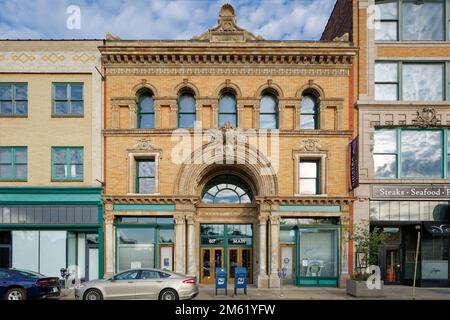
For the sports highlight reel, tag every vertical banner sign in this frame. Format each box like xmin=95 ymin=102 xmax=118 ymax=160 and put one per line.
xmin=349 ymin=136 xmax=359 ymax=191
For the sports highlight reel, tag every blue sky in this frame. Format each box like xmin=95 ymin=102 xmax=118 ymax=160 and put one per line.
xmin=0 ymin=0 xmax=337 ymax=40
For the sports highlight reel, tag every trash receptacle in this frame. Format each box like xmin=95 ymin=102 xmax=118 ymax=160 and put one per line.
xmin=234 ymin=267 xmax=247 ymax=295
xmin=215 ymin=267 xmax=227 ymax=296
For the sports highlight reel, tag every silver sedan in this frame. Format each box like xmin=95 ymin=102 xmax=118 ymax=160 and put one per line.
xmin=74 ymin=269 xmax=198 ymax=300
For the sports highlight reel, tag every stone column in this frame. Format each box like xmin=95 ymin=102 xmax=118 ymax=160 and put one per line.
xmin=195 ymin=105 xmax=202 ymax=129
xmin=170 ymin=104 xmax=178 ymax=128
xmin=174 ymin=213 xmax=186 ymax=274
xmin=103 ymin=207 xmax=115 ymax=278
xmin=129 ymin=102 xmax=137 ymax=129
xmin=269 ymin=213 xmax=281 ymax=288
xmin=319 ymin=103 xmax=327 ymax=130
xmin=237 ymin=103 xmax=244 ymax=128
xmin=336 ymin=104 xmax=344 ymax=130
xmin=186 ymin=213 xmax=197 ymax=276
xmin=257 ymin=213 xmax=269 ymax=288
xmin=212 ymin=103 xmax=218 ymax=128
xmin=154 ymin=103 xmax=161 ymax=129
xmin=340 ymin=204 xmax=350 ymax=287
xmin=111 ymin=104 xmax=119 ymax=129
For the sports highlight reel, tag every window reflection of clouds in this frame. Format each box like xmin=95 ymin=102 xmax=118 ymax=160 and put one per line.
xmin=402 ymin=64 xmax=443 ymax=101
xmin=374 ymin=155 xmax=397 ymax=178
xmin=401 ymin=131 xmax=442 ymax=178
xmin=402 ymin=2 xmax=444 ymax=41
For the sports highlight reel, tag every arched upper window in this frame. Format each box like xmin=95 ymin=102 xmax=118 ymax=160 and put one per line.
xmin=259 ymin=93 xmax=278 ymax=129
xmin=218 ymin=93 xmax=237 ymax=128
xmin=178 ymin=92 xmax=196 ymax=128
xmin=138 ymin=93 xmax=154 ymax=128
xmin=202 ymin=175 xmax=252 ymax=204
xmin=300 ymin=94 xmax=318 ymax=129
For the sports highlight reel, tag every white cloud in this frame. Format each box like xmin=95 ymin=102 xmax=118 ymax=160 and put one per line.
xmin=0 ymin=0 xmax=336 ymax=40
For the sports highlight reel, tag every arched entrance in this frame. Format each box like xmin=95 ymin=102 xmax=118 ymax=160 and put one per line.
xmin=198 ymin=173 xmax=254 ymax=284
xmin=174 ymin=141 xmax=279 ymax=285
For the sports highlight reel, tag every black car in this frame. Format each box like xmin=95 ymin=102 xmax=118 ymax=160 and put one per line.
xmin=0 ymin=268 xmax=61 ymax=300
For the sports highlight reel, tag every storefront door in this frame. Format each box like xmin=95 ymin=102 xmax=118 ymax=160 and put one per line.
xmin=280 ymin=245 xmax=294 ymax=284
xmin=87 ymin=246 xmax=99 ymax=281
xmin=385 ymin=248 xmax=401 ymax=284
xmin=201 ymin=248 xmax=224 ymax=284
xmin=159 ymin=245 xmax=174 ymax=271
xmin=227 ymin=248 xmax=252 ymax=284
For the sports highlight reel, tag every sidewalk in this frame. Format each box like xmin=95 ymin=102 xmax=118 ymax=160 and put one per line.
xmin=193 ymin=285 xmax=450 ymax=300
xmin=55 ymin=285 xmax=450 ymax=300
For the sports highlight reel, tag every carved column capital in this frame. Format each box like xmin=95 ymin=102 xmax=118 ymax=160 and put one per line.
xmin=103 ymin=211 xmax=115 ymax=224
xmin=174 ymin=213 xmax=186 ymax=225
xmin=186 ymin=213 xmax=196 ymax=225
xmin=269 ymin=213 xmax=280 ymax=225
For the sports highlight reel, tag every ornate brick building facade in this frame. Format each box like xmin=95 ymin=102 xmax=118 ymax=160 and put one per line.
xmin=101 ymin=4 xmax=356 ymax=288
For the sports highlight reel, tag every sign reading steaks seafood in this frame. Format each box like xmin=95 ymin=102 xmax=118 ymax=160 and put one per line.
xmin=372 ymin=185 xmax=450 ymax=199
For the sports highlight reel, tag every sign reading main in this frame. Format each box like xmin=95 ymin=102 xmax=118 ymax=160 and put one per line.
xmin=372 ymin=185 xmax=450 ymax=199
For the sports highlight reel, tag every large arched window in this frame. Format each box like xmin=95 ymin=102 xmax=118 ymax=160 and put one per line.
xmin=300 ymin=93 xmax=318 ymax=129
xmin=178 ymin=92 xmax=196 ymax=128
xmin=259 ymin=93 xmax=278 ymax=129
xmin=219 ymin=93 xmax=237 ymax=127
xmin=138 ymin=92 xmax=154 ymax=128
xmin=202 ymin=175 xmax=252 ymax=204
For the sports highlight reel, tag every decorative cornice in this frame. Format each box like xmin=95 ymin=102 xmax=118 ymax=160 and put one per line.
xmin=103 ymin=65 xmax=351 ymax=76
xmin=412 ymin=107 xmax=441 ymax=128
xmin=102 ymin=128 xmax=353 ymax=137
xmin=255 ymin=196 xmax=354 ymax=206
xmin=104 ymin=195 xmax=199 ymax=205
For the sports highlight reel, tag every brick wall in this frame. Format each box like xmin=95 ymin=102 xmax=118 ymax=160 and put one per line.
xmin=321 ymin=0 xmax=353 ymax=41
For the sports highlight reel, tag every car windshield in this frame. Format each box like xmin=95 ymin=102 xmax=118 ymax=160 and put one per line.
xmin=15 ymin=269 xmax=45 ymax=278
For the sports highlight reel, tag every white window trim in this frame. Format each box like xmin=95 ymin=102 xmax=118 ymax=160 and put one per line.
xmin=127 ymin=152 xmax=160 ymax=195
xmin=293 ymin=152 xmax=328 ymax=197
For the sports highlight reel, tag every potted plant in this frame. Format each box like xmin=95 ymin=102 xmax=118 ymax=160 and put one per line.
xmin=346 ymin=220 xmax=389 ymax=297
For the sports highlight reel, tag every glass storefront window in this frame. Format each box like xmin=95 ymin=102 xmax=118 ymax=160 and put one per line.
xmin=280 ymin=229 xmax=295 ymax=243
xmin=370 ymin=201 xmax=450 ymax=221
xmin=159 ymin=229 xmax=174 ymax=244
xmin=12 ymin=230 xmax=68 ymax=278
xmin=298 ymin=228 xmax=338 ymax=278
xmin=421 ymin=237 xmax=449 ymax=280
xmin=117 ymin=228 xmax=155 ymax=271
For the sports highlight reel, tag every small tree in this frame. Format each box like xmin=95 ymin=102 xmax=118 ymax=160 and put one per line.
xmin=347 ymin=220 xmax=390 ymax=280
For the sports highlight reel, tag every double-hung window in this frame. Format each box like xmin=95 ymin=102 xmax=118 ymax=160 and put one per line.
xmin=375 ymin=0 xmax=447 ymax=41
xmin=52 ymin=147 xmax=83 ymax=181
xmin=52 ymin=83 xmax=84 ymax=116
xmin=178 ymin=93 xmax=196 ymax=128
xmin=299 ymin=160 xmax=320 ymax=195
xmin=375 ymin=62 xmax=445 ymax=101
xmin=0 ymin=147 xmax=27 ymax=180
xmin=0 ymin=83 xmax=27 ymax=116
xmin=136 ymin=159 xmax=155 ymax=194
xmin=373 ymin=129 xmax=398 ymax=178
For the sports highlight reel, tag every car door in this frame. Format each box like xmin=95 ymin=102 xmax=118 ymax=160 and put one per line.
xmin=134 ymin=270 xmax=164 ymax=299
xmin=104 ymin=270 xmax=139 ymax=299
xmin=0 ymin=271 xmax=12 ymax=297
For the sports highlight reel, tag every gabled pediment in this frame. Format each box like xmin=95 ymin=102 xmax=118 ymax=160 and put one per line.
xmin=192 ymin=4 xmax=264 ymax=42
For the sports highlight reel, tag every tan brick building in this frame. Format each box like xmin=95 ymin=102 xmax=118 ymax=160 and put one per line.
xmin=0 ymin=40 xmax=104 ymax=282
xmin=101 ymin=4 xmax=356 ymax=288
xmin=324 ymin=0 xmax=450 ymax=286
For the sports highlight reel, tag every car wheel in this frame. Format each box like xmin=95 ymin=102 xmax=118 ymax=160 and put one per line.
xmin=5 ymin=288 xmax=27 ymax=301
xmin=159 ymin=289 xmax=178 ymax=301
xmin=84 ymin=289 xmax=103 ymax=301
